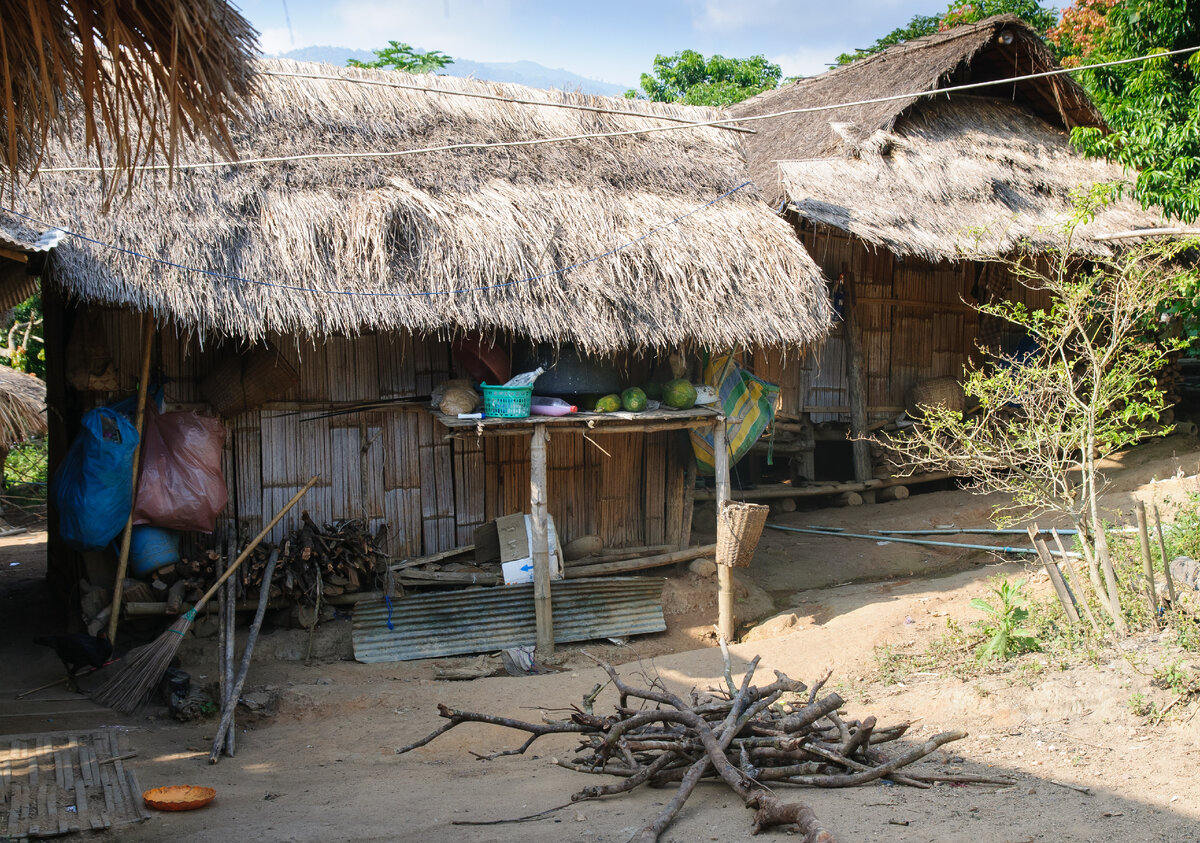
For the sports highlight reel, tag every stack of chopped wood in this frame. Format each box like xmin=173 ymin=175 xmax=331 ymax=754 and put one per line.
xmin=396 ymin=652 xmax=1000 ymax=842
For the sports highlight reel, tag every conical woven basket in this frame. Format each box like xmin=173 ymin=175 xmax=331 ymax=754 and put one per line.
xmin=716 ymin=501 xmax=769 ymax=568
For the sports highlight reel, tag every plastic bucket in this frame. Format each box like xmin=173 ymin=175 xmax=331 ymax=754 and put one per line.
xmin=128 ymin=525 xmax=181 ymax=577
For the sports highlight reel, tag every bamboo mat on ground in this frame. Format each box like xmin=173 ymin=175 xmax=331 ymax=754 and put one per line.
xmin=1 ymin=729 xmax=148 ymax=839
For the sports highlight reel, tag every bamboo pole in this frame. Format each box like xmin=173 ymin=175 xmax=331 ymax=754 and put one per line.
xmin=691 ymin=472 xmax=953 ymax=500
xmin=1134 ymin=502 xmax=1158 ymax=617
xmin=714 ymin=418 xmax=734 ymax=642
xmin=1153 ymin=504 xmax=1176 ymax=605
xmin=564 ymin=544 xmax=716 ymax=578
xmin=1050 ymin=529 xmax=1102 ymax=634
xmin=223 ymin=532 xmax=237 ymax=757
xmin=106 ymin=315 xmax=155 ymax=644
xmin=529 ymin=424 xmax=553 ymax=656
xmin=1028 ymin=525 xmax=1079 ymax=625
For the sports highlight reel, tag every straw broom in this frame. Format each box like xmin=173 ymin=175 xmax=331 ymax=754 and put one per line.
xmin=93 ymin=476 xmax=320 ymax=714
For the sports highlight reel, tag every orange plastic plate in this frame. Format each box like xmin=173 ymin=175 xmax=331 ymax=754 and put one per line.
xmin=142 ymin=785 xmax=216 ymax=812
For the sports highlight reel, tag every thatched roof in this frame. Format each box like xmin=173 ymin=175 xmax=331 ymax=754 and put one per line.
xmin=11 ymin=60 xmax=832 ymax=353
xmin=727 ymin=15 xmax=1169 ymax=259
xmin=730 ymin=16 xmax=1104 ymax=202
xmin=775 ymin=96 xmax=1166 ymax=261
xmin=1 ymin=0 xmax=258 ymax=184
xmin=0 ymin=367 xmax=46 ymax=445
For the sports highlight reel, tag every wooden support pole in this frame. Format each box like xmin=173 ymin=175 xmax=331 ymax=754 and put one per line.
xmin=1134 ymin=501 xmax=1158 ymax=617
xmin=1028 ymin=526 xmax=1079 ymax=625
xmin=841 ymin=271 xmax=873 ymax=491
xmin=530 ymin=424 xmax=554 ymax=656
xmin=877 ymin=485 xmax=909 ymax=502
xmin=714 ymin=418 xmax=734 ymax=642
xmin=1153 ymin=504 xmax=1176 ymax=605
xmin=107 ymin=315 xmax=154 ymax=644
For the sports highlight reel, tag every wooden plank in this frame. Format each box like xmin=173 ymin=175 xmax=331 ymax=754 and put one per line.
xmin=125 ymin=768 xmax=150 ymax=821
xmin=73 ymin=778 xmax=89 ymax=833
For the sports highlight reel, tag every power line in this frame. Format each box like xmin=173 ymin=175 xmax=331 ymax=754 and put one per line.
xmin=0 ymin=181 xmax=754 ymax=298
xmin=258 ymin=69 xmax=755 ymax=134
xmin=34 ymin=44 xmax=1199 ymax=175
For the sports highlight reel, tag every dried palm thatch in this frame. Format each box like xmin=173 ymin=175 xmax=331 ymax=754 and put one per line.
xmin=731 ymin=15 xmax=1106 ymax=205
xmin=0 ymin=0 xmax=258 ymax=187
xmin=15 ymin=61 xmax=832 ymax=353
xmin=0 ymin=366 xmax=46 ymax=445
xmin=729 ymin=15 xmax=1168 ymax=259
xmin=777 ymin=96 xmax=1166 ymax=262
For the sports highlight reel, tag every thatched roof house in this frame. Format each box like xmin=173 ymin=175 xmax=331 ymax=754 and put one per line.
xmin=13 ymin=59 xmax=830 ymax=354
xmin=0 ymin=366 xmax=46 ymax=446
xmin=725 ymin=16 xmax=1169 ymax=489
xmin=10 ymin=63 xmax=833 ymax=604
xmin=730 ymin=15 xmax=1166 ymax=260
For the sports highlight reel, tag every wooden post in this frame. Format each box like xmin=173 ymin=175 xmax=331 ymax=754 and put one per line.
xmin=1153 ymin=504 xmax=1176 ymax=605
xmin=714 ymin=417 xmax=735 ymax=642
xmin=1134 ymin=501 xmax=1158 ymax=617
xmin=107 ymin=315 xmax=154 ymax=644
xmin=530 ymin=424 xmax=554 ymax=656
xmin=841 ymin=270 xmax=873 ymax=494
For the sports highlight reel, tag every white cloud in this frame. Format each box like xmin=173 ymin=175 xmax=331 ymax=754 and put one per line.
xmin=258 ymin=27 xmax=297 ymax=56
xmin=770 ymin=46 xmax=845 ymax=78
xmin=326 ymin=0 xmax=516 ymax=57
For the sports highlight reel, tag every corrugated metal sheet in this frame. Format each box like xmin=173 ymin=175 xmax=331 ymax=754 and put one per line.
xmin=352 ymin=577 xmax=666 ymax=663
xmin=0 ymin=225 xmax=63 ymax=254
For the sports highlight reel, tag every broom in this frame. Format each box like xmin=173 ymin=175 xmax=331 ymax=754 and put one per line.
xmin=93 ymin=476 xmax=320 ymax=714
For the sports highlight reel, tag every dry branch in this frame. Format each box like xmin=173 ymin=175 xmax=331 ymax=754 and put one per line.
xmin=395 ymin=654 xmax=973 ymax=841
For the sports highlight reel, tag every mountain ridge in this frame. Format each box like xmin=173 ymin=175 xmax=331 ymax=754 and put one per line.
xmin=274 ymin=46 xmax=628 ymax=96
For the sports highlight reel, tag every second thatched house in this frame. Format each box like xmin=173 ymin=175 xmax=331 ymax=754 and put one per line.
xmin=3 ymin=60 xmax=832 ymax=596
xmin=729 ymin=15 xmax=1168 ymax=487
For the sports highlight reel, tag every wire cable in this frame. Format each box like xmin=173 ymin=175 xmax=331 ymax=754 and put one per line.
xmin=33 ymin=44 xmax=1200 ymax=175
xmin=0 ymin=181 xmax=753 ymax=298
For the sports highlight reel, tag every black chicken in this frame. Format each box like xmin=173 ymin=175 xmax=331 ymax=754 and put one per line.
xmin=33 ymin=632 xmax=112 ymax=692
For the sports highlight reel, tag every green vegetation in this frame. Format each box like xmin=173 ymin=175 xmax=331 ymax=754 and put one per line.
xmin=347 ymin=41 xmax=452 ymax=73
xmin=1049 ymin=0 xmax=1200 ymax=222
xmin=3 ymin=437 xmax=47 ymax=511
xmin=625 ymin=51 xmax=782 ymax=106
xmin=971 ymin=577 xmax=1041 ymax=661
xmin=2 ymin=292 xmax=44 ymax=378
xmin=837 ymin=0 xmax=1059 ymax=65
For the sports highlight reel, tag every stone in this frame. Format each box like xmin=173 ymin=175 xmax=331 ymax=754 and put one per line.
xmin=689 ymin=557 xmax=718 ymax=577
xmin=743 ymin=612 xmax=802 ymax=643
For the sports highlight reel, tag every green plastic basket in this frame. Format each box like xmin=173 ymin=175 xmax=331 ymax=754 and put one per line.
xmin=480 ymin=383 xmax=532 ymax=418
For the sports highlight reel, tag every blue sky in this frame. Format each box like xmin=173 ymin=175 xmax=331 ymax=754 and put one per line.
xmin=238 ymin=0 xmax=959 ymax=86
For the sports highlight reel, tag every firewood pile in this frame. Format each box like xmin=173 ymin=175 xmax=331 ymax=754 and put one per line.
xmin=396 ymin=651 xmax=1002 ymax=842
xmin=155 ymin=515 xmax=389 ymax=616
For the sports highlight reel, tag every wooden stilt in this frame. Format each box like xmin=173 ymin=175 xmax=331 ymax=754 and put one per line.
xmin=841 ymin=270 xmax=873 ymax=492
xmin=714 ymin=418 xmax=734 ymax=642
xmin=530 ymin=424 xmax=554 ymax=656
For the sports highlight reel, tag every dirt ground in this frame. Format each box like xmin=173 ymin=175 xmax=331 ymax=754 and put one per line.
xmin=3 ymin=433 xmax=1200 ymax=842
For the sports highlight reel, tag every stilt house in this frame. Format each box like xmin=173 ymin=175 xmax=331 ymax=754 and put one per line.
xmin=729 ymin=15 xmax=1167 ymax=486
xmin=2 ymin=61 xmax=833 ymax=592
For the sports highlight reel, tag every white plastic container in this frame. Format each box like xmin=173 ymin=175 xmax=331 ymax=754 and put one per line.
xmin=530 ymin=396 xmax=577 ymax=417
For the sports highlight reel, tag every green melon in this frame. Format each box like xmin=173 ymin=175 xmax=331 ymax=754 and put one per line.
xmin=594 ymin=394 xmax=621 ymax=413
xmin=621 ymin=387 xmax=648 ymax=412
xmin=663 ymin=378 xmax=697 ymax=410
xmin=642 ymin=381 xmax=663 ymax=401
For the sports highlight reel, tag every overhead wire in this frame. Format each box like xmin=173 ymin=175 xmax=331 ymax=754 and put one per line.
xmin=0 ymin=182 xmax=754 ymax=298
xmin=32 ymin=44 xmax=1200 ymax=175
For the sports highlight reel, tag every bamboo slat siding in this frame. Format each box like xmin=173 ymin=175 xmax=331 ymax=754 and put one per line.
xmin=83 ymin=307 xmax=687 ymax=554
xmin=779 ymin=228 xmax=1049 ymax=423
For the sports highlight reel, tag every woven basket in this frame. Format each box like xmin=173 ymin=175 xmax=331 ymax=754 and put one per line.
xmin=716 ymin=501 xmax=769 ymax=568
xmin=200 ymin=345 xmax=299 ymax=417
xmin=904 ymin=377 xmax=965 ymax=419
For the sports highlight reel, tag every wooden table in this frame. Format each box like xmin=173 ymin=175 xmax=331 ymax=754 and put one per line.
xmin=434 ymin=406 xmax=726 ymax=654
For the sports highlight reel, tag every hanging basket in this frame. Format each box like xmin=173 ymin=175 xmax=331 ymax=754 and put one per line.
xmin=200 ymin=344 xmax=299 ymax=417
xmin=716 ymin=501 xmax=769 ymax=568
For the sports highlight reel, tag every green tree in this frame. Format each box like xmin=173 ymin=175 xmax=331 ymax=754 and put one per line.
xmin=347 ymin=41 xmax=452 ymax=74
xmin=1049 ymin=0 xmax=1200 ymax=222
xmin=875 ymin=211 xmax=1196 ymax=636
xmin=626 ymin=51 xmax=782 ymax=106
xmin=837 ymin=0 xmax=1058 ymax=65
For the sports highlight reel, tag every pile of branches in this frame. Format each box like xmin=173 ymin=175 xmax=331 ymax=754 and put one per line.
xmin=397 ymin=652 xmax=1000 ymax=842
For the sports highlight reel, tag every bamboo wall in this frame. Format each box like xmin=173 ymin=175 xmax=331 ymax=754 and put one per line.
xmin=76 ymin=307 xmax=688 ymax=555
xmin=776 ymin=226 xmax=1051 ymax=423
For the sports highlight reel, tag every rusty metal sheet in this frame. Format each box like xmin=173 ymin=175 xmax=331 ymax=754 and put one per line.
xmin=351 ymin=577 xmax=666 ymax=663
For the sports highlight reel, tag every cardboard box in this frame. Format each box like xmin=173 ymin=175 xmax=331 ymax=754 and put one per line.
xmin=474 ymin=513 xmax=562 ymax=585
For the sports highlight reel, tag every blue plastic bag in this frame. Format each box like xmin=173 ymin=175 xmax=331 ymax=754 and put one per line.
xmin=54 ymin=407 xmax=139 ymax=551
